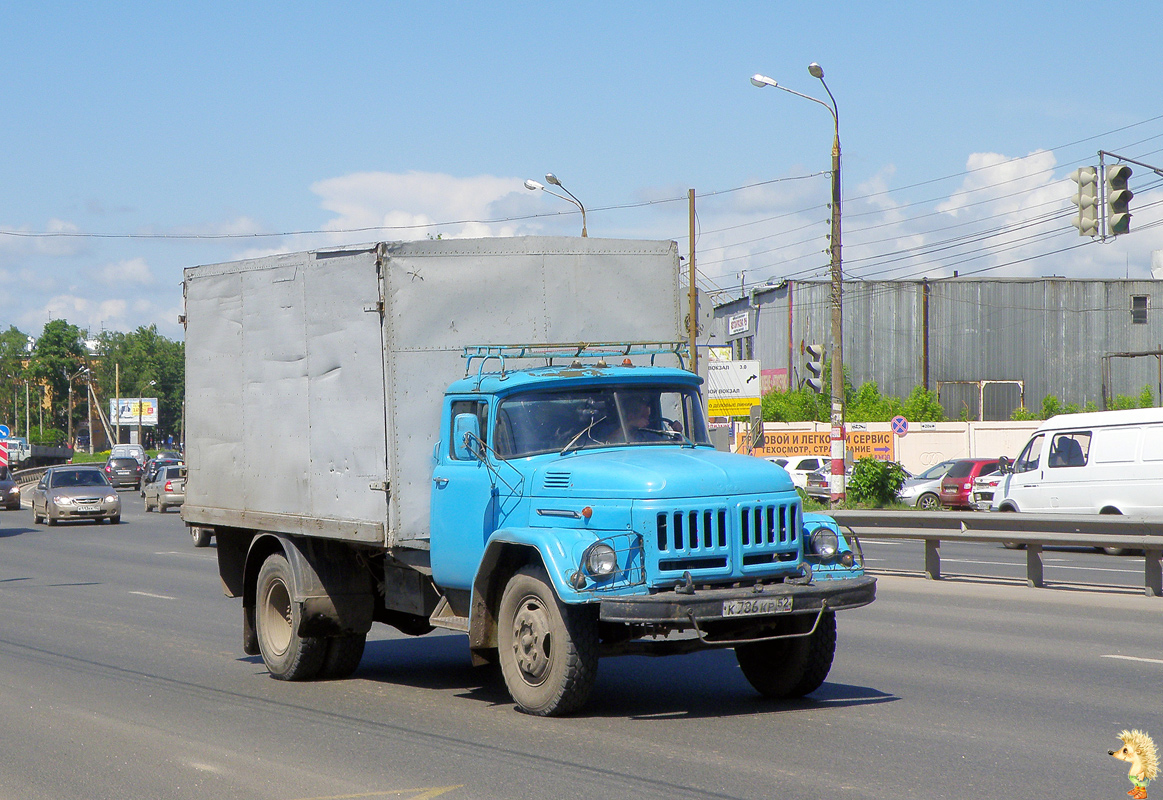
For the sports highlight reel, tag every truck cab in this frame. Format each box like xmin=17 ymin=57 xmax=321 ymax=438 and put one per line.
xmin=425 ymin=346 xmax=875 ymax=714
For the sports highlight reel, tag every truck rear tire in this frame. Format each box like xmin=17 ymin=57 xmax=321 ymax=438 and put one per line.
xmin=497 ymin=565 xmax=598 ymax=716
xmin=735 ymin=609 xmax=836 ymax=699
xmin=191 ymin=527 xmax=212 ymax=547
xmin=318 ymin=634 xmax=366 ymax=680
xmin=255 ymin=553 xmax=326 ymax=681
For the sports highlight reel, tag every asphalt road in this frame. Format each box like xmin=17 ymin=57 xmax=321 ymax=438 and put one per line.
xmin=0 ymin=493 xmax=1160 ymax=800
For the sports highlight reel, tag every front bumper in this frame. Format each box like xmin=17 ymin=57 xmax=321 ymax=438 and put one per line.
xmin=51 ymin=504 xmax=120 ymax=521
xmin=598 ymin=574 xmax=875 ymax=628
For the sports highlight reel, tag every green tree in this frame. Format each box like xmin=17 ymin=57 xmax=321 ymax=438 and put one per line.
xmin=95 ymin=326 xmax=184 ymax=443
xmin=900 ymin=386 xmax=945 ymax=422
xmin=0 ymin=326 xmax=31 ymax=432
xmin=27 ymin=320 xmax=87 ymax=432
xmin=847 ymin=458 xmax=908 ymax=507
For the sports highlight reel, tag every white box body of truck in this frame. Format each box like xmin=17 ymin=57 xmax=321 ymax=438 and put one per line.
xmin=182 ymin=237 xmax=685 ymax=548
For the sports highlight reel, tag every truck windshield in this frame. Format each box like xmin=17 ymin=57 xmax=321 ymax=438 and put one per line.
xmin=493 ymin=385 xmax=712 ymax=459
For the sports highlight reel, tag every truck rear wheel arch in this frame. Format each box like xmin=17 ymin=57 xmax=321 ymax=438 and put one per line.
xmin=243 ymin=534 xmax=376 ymax=651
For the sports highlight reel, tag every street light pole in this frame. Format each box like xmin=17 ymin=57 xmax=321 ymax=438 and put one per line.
xmin=751 ymin=64 xmax=846 ymax=501
xmin=524 ymin=173 xmax=588 ymax=237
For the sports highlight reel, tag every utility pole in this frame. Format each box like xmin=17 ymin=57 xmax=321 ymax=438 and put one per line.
xmin=688 ymin=189 xmax=698 ymax=374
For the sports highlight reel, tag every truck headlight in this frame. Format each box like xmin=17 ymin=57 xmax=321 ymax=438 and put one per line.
xmin=809 ymin=529 xmax=839 ymax=558
xmin=582 ymin=542 xmax=618 ymax=577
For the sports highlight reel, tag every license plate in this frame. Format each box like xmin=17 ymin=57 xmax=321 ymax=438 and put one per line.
xmin=76 ymin=504 xmax=99 ymax=512
xmin=723 ymin=596 xmax=793 ymax=617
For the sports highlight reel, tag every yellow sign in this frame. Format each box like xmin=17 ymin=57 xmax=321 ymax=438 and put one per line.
xmin=709 ymin=398 xmax=760 ymax=417
xmin=847 ymin=431 xmax=895 ymax=461
xmin=737 ymin=428 xmax=895 ymax=461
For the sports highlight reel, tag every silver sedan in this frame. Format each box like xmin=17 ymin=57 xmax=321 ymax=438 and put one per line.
xmin=30 ymin=466 xmax=122 ymax=525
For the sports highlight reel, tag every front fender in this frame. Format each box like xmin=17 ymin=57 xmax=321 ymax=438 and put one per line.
xmin=480 ymin=526 xmax=612 ymax=603
xmin=467 ymin=526 xmax=610 ymax=655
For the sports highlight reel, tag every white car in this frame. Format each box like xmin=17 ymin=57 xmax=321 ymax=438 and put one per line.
xmin=971 ymin=472 xmax=1003 ymax=511
xmin=778 ymin=456 xmax=827 ymax=489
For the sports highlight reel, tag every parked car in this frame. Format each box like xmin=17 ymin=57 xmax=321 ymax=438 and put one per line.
xmin=143 ymin=465 xmax=186 ymax=512
xmin=781 ymin=455 xmax=827 ymax=489
xmin=897 ymin=459 xmax=958 ymax=510
xmin=104 ymin=456 xmax=144 ymax=489
xmin=940 ymin=458 xmax=1000 ymax=509
xmin=804 ymin=469 xmax=830 ymax=502
xmin=29 ymin=465 xmax=121 ymax=525
xmin=0 ymin=465 xmax=22 ymax=510
xmin=971 ymin=472 xmax=1003 ymax=511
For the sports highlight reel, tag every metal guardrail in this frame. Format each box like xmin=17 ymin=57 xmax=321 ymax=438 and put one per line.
xmin=830 ymin=510 xmax=1163 ymax=598
xmin=13 ymin=466 xmax=47 ymax=486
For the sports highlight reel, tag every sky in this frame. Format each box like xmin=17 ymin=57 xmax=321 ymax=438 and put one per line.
xmin=2 ymin=0 xmax=1162 ymax=342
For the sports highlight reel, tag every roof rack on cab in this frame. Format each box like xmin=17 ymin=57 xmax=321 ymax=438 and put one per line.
xmin=462 ymin=341 xmax=689 ymax=381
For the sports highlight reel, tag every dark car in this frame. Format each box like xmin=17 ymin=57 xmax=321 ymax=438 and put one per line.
xmin=29 ymin=466 xmax=121 ymax=525
xmin=104 ymin=456 xmax=143 ymax=489
xmin=940 ymin=458 xmax=1000 ymax=509
xmin=0 ymin=465 xmax=22 ymax=510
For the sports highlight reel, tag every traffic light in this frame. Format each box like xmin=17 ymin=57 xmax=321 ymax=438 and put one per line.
xmin=804 ymin=343 xmax=824 ymax=394
xmin=1105 ymin=164 xmax=1133 ymax=235
xmin=1070 ymin=166 xmax=1100 ymax=237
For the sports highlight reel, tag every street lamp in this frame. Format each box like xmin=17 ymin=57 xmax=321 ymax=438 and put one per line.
xmin=524 ymin=173 xmax=588 ymax=236
xmin=67 ymin=366 xmax=89 ymax=449
xmin=752 ymin=63 xmax=845 ymax=501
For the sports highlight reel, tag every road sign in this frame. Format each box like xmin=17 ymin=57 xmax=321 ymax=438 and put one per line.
xmin=891 ymin=416 xmax=908 ymax=436
xmin=0 ymin=440 xmax=7 ymax=468
xmin=0 ymin=425 xmax=9 ymax=439
xmin=706 ymin=360 xmax=762 ymax=416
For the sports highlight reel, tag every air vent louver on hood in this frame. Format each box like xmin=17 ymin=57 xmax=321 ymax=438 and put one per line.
xmin=543 ymin=471 xmax=572 ymax=489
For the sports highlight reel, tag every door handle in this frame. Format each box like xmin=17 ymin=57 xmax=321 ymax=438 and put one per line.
xmin=433 ymin=476 xmax=449 ymax=488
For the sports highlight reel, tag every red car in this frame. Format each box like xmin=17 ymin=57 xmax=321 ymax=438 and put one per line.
xmin=940 ymin=458 xmax=999 ymax=509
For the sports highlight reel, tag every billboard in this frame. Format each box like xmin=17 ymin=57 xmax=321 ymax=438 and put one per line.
xmin=111 ymin=397 xmax=158 ymax=427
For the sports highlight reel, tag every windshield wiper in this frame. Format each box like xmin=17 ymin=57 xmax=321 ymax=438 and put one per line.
xmin=560 ymin=416 xmax=607 ymax=455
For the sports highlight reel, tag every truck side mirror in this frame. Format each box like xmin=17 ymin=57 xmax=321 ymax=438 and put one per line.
xmin=997 ymin=455 xmax=1011 ymax=474
xmin=453 ymin=413 xmax=483 ymax=461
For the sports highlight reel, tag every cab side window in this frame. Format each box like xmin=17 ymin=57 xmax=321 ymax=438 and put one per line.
xmin=449 ymin=400 xmax=489 ymax=461
xmin=1048 ymin=432 xmax=1091 ymax=468
xmin=1014 ymin=434 xmax=1044 ymax=473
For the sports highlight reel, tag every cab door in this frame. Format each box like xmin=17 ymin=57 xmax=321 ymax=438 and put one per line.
xmin=429 ymin=399 xmax=498 ymax=590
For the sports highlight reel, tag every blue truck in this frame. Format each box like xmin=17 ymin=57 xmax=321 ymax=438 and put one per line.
xmin=182 ymin=237 xmax=874 ymax=716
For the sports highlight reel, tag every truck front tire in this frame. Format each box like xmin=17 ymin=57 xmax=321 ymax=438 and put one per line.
xmin=255 ymin=553 xmax=326 ymax=681
xmin=735 ymin=609 xmax=836 ymax=699
xmin=497 ymin=565 xmax=598 ymax=716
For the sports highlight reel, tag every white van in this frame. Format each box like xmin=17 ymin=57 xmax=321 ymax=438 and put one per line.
xmin=992 ymin=407 xmax=1163 ymax=516
xmin=110 ymin=443 xmax=146 ymax=465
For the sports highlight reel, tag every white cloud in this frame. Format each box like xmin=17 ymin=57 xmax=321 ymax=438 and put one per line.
xmin=311 ymin=171 xmax=530 ymax=241
xmin=99 ymin=257 xmax=155 ymax=286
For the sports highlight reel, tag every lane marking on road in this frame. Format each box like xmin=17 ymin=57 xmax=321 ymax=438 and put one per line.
xmin=1102 ymin=654 xmax=1163 ymax=666
xmin=129 ymin=590 xmax=176 ymax=600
